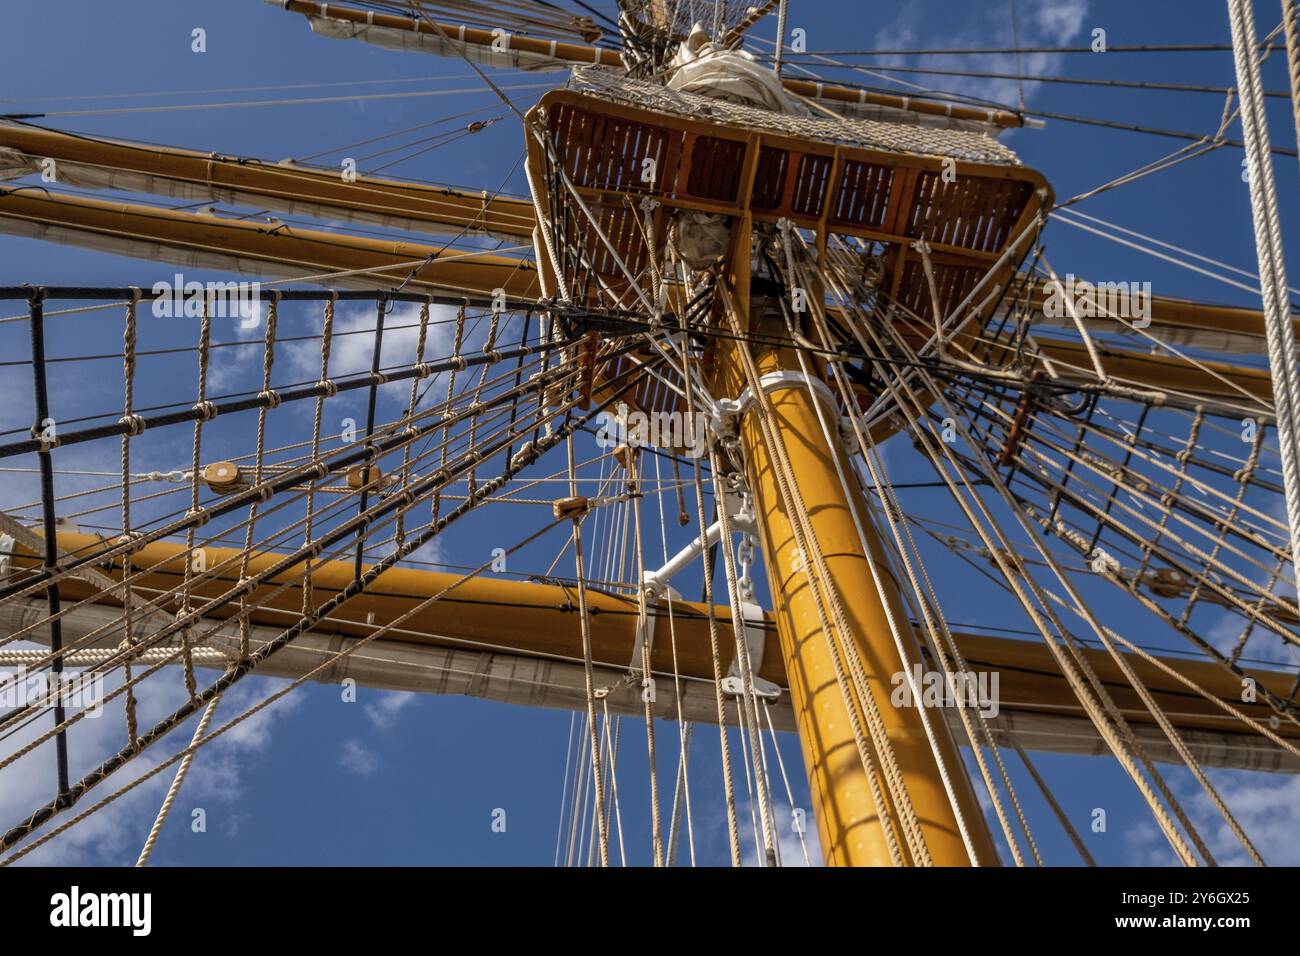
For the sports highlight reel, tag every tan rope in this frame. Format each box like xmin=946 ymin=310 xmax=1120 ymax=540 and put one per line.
xmin=302 ymin=294 xmax=336 ymax=614
xmin=396 ymin=299 xmax=431 ymax=545
xmin=718 ymin=284 xmax=923 ymax=864
xmin=816 ymin=240 xmax=1209 ymax=864
xmin=568 ymin=432 xmax=610 ymax=867
xmin=678 ymin=324 xmax=744 ymax=867
xmin=627 ymin=451 xmax=664 ymax=866
xmin=118 ymin=292 xmax=142 ymax=748
xmin=135 ymin=693 xmax=221 ymax=866
xmin=237 ymin=294 xmax=281 ymax=660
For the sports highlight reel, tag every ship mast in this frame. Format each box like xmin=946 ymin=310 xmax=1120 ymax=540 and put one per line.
xmin=5 ymin=0 xmax=1300 ymax=869
xmin=714 ymin=224 xmax=995 ymax=863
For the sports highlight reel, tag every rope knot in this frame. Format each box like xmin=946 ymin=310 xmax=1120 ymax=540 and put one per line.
xmin=258 ymin=388 xmax=282 ymax=409
xmin=317 ymin=379 xmax=338 ymax=398
xmin=192 ymin=400 xmax=218 ymax=422
xmin=119 ymin=413 xmax=147 ymax=437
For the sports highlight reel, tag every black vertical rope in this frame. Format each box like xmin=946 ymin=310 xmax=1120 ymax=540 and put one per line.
xmin=355 ymin=296 xmax=387 ymax=581
xmin=26 ymin=288 xmax=70 ymax=799
xmin=505 ymin=308 xmax=533 ymax=467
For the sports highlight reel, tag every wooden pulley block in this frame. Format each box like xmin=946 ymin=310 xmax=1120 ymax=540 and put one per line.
xmin=552 ymin=495 xmax=589 ymax=520
xmin=346 ymin=464 xmax=383 ymax=491
xmin=202 ymin=460 xmax=243 ymax=494
xmin=1146 ymin=566 xmax=1188 ymax=598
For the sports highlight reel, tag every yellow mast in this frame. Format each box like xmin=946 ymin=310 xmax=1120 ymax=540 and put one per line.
xmin=726 ymin=359 xmax=996 ymax=864
xmin=710 ymin=225 xmax=995 ymax=865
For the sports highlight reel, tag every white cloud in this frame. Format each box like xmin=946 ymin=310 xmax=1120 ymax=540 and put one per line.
xmin=1124 ymin=769 xmax=1300 ymax=866
xmin=398 ymin=535 xmax=448 ymax=571
xmin=733 ymin=799 xmax=821 ymax=867
xmin=281 ymin=301 xmax=459 ymax=404
xmin=869 ymin=1 xmax=1092 ymax=111
xmin=1029 ymin=0 xmax=1089 ymax=42
xmin=338 ymin=737 xmax=381 ymax=776
xmin=364 ymin=689 xmax=419 ymax=730
xmin=184 ymin=678 xmax=307 ymax=803
xmin=0 ymin=669 xmax=307 ymax=865
xmin=221 ymin=812 xmax=250 ymax=838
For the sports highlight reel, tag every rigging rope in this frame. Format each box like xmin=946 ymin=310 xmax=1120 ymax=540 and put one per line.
xmin=1285 ymin=0 xmax=1300 ymax=168
xmin=1229 ymin=0 xmax=1300 ymax=598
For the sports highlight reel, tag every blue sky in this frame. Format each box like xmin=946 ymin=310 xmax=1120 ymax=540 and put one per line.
xmin=1 ymin=0 xmax=1298 ymax=867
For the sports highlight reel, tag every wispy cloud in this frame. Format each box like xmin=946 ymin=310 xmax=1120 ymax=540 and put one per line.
xmin=0 ymin=670 xmax=306 ymax=865
xmin=365 ymin=690 xmax=420 ymax=730
xmin=1124 ymin=768 xmax=1300 ymax=866
xmin=280 ymin=301 xmax=459 ymax=404
xmin=740 ymin=801 xmax=821 ymax=867
xmin=869 ymin=1 xmax=1092 ymax=111
xmin=338 ymin=737 xmax=382 ymax=776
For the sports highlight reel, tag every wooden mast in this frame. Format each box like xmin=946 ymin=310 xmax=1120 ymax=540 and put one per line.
xmin=708 ymin=219 xmax=996 ymax=865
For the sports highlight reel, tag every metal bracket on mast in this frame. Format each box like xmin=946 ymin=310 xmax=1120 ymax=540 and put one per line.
xmin=726 ymin=512 xmax=781 ymax=701
xmin=641 ymin=509 xmax=756 ymax=596
xmin=632 ymin=603 xmax=657 ymax=669
xmin=639 ymin=472 xmax=778 ymax=701
xmin=721 ymin=597 xmax=781 ymax=702
xmin=713 ymin=371 xmax=839 ymax=439
xmin=734 ymin=370 xmax=838 ymax=414
xmin=717 ymin=369 xmax=863 ymax=454
xmin=718 ymin=478 xmax=782 ymax=703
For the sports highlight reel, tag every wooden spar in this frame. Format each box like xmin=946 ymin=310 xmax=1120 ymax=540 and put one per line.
xmin=0 ymin=181 xmax=1283 ymax=402
xmin=1031 ymin=338 xmax=1276 ymax=404
xmin=1010 ymin=276 xmax=1300 ymax=353
xmin=272 ymin=0 xmax=1026 ymax=129
xmin=0 ymin=123 xmax=536 ymax=242
xmin=0 ymin=187 xmax=539 ymax=298
xmin=779 ymin=76 xmax=1022 ymax=128
xmin=3 ymin=121 xmax=1294 ymax=377
xmin=7 ymin=531 xmax=1299 ymax=753
xmin=6 ymin=118 xmax=1291 ymax=347
xmin=0 ymin=160 xmax=1277 ymax=401
xmin=0 ymin=118 xmax=1289 ymax=372
xmin=273 ymin=0 xmax=622 ymax=69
